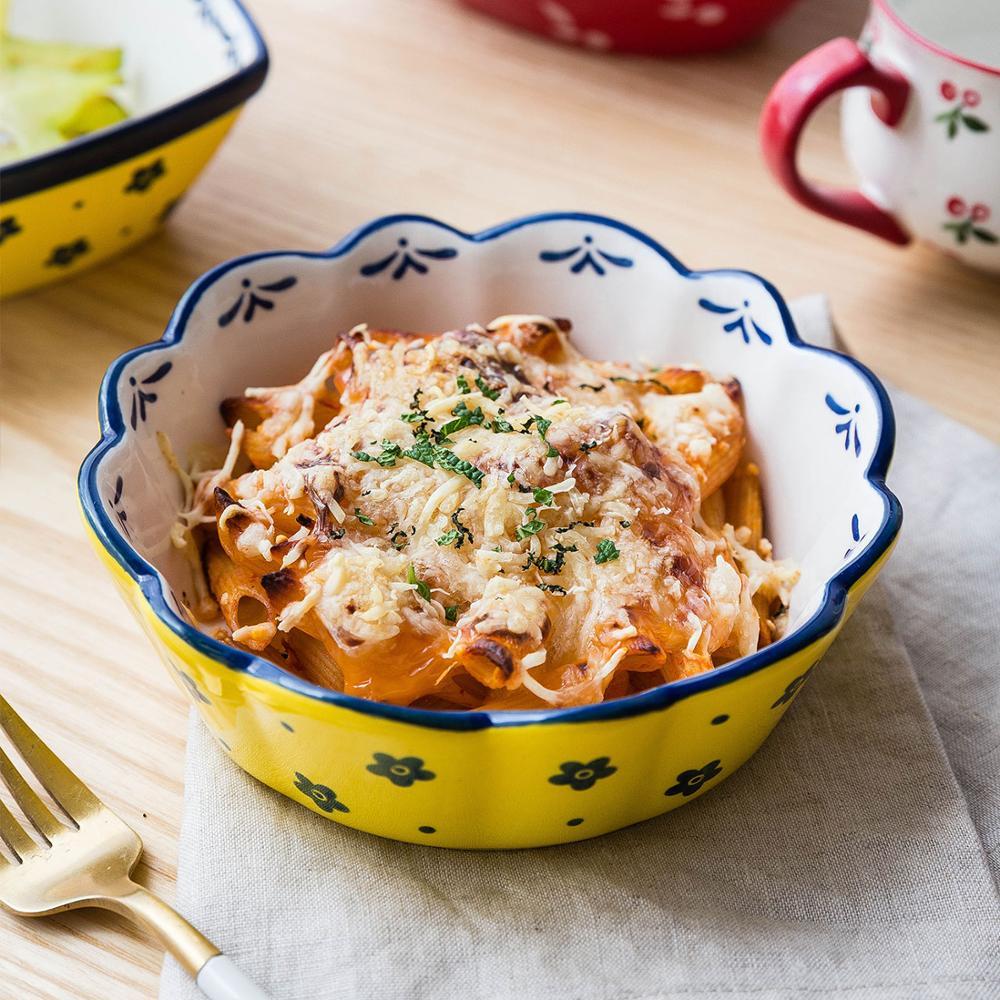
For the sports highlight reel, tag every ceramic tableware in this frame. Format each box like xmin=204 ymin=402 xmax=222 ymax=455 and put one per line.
xmin=79 ymin=213 xmax=901 ymax=849
xmin=761 ymin=0 xmax=1000 ymax=271
xmin=0 ymin=0 xmax=268 ymax=297
xmin=462 ymin=0 xmax=799 ymax=56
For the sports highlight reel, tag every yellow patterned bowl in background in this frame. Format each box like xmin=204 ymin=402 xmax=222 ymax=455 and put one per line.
xmin=78 ymin=214 xmax=902 ymax=849
xmin=0 ymin=0 xmax=267 ymax=298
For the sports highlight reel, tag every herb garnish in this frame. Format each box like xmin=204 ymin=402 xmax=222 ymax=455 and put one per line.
xmin=353 ymin=440 xmax=402 ymax=467
xmin=475 ymin=374 xmax=501 ymax=400
xmin=537 ymin=583 xmax=567 ymax=594
xmin=528 ymin=542 xmax=577 ymax=575
xmin=619 ymin=520 xmax=631 ymax=528
xmin=402 ymin=432 xmax=485 ymax=487
xmin=436 ymin=508 xmax=474 ymax=548
xmin=577 ymin=383 xmax=605 ymax=392
xmin=594 ymin=539 xmax=620 ymax=564
xmin=444 ymin=605 xmax=459 ymax=623
xmin=354 ymin=508 xmax=375 ymax=526
xmin=407 ymin=564 xmax=432 ymax=600
xmin=516 ymin=508 xmax=546 ymax=541
xmin=434 ymin=445 xmax=485 ymax=487
xmin=556 ymin=519 xmax=595 ymax=534
xmin=436 ymin=401 xmax=486 ymax=442
xmin=532 ymin=486 xmax=554 ymax=507
xmin=491 ymin=410 xmax=515 ymax=433
xmin=456 ymin=374 xmax=471 ymax=394
xmin=402 ymin=433 xmax=437 ymax=468
xmin=533 ymin=416 xmax=559 ymax=458
xmin=400 ymin=389 xmax=430 ymax=433
xmin=579 ymin=440 xmax=599 ymax=453
xmin=388 ymin=523 xmax=409 ymax=550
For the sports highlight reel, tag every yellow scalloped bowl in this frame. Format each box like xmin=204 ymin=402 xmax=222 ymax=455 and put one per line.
xmin=0 ymin=0 xmax=267 ymax=298
xmin=79 ymin=213 xmax=902 ymax=848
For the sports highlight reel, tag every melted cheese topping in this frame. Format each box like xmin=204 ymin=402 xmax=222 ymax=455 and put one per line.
xmin=181 ymin=317 xmax=798 ymax=710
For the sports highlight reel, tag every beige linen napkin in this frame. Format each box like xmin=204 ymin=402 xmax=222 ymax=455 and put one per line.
xmin=160 ymin=298 xmax=1000 ymax=1000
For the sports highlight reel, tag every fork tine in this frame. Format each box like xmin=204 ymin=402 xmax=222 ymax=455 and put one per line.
xmin=0 ymin=745 xmax=65 ymax=842
xmin=0 ymin=798 xmax=36 ymax=861
xmin=0 ymin=694 xmax=100 ymax=823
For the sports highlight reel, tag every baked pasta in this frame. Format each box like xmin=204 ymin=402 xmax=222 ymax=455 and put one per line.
xmin=166 ymin=316 xmax=798 ymax=710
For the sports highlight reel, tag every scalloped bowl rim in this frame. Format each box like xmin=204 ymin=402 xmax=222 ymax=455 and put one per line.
xmin=78 ymin=212 xmax=903 ymax=731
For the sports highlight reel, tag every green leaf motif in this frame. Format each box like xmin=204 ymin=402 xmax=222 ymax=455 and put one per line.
xmin=947 ymin=118 xmax=958 ymax=139
xmin=961 ymin=114 xmax=989 ymax=132
xmin=973 ymin=227 xmax=999 ymax=244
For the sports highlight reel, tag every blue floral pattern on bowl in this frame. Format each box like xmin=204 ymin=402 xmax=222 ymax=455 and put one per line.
xmin=698 ymin=297 xmax=773 ymax=345
xmin=539 ymin=234 xmax=633 ymax=275
xmin=360 ymin=238 xmax=458 ymax=280
xmin=218 ymin=275 xmax=297 ymax=327
xmin=825 ymin=393 xmax=862 ymax=457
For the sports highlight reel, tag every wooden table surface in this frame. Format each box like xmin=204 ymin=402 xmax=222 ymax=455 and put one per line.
xmin=2 ymin=0 xmax=998 ymax=995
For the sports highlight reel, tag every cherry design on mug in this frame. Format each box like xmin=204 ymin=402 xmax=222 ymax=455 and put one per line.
xmin=539 ymin=2 xmax=612 ymax=50
xmin=935 ymin=82 xmax=989 ymax=139
xmin=659 ymin=1 xmax=728 ymax=26
xmin=942 ymin=197 xmax=997 ymax=246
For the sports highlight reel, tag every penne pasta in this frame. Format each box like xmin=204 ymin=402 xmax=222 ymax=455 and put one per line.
xmin=173 ymin=315 xmax=798 ymax=711
xmin=205 ymin=540 xmax=276 ymax=651
xmin=724 ymin=461 xmax=764 ymax=550
xmin=701 ymin=488 xmax=726 ymax=532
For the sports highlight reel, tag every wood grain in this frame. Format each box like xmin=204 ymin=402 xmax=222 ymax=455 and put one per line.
xmin=1 ymin=0 xmax=997 ymax=995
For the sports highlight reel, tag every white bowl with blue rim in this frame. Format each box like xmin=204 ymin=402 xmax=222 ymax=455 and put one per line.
xmin=77 ymin=213 xmax=902 ymax=849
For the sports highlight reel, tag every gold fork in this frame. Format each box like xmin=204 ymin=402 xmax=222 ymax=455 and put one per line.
xmin=0 ymin=693 xmax=269 ymax=999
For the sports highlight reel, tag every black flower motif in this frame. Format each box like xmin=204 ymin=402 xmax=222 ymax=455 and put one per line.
xmin=771 ymin=671 xmax=811 ymax=709
xmin=108 ymin=474 xmax=131 ymax=538
xmin=127 ymin=360 xmax=173 ymax=429
xmin=0 ymin=215 xmax=22 ymax=244
xmin=218 ymin=275 xmax=297 ymax=326
xmin=293 ymin=772 xmax=350 ymax=813
xmin=548 ymin=756 xmax=617 ymax=791
xmin=665 ymin=759 xmax=722 ymax=797
xmin=124 ymin=158 xmax=166 ymax=193
xmin=367 ymin=752 xmax=435 ymax=788
xmin=44 ymin=237 xmax=90 ymax=268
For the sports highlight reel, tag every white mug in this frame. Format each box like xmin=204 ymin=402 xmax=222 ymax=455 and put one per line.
xmin=761 ymin=0 xmax=1000 ymax=272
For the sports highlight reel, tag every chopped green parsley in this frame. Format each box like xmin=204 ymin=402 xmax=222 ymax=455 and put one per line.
xmin=594 ymin=538 xmax=620 ymax=564
xmin=353 ymin=440 xmax=402 ymax=467
xmin=532 ymin=486 xmax=554 ymax=507
xmin=516 ymin=508 xmax=546 ymax=541
xmin=354 ymin=508 xmax=375 ymax=526
xmin=407 ymin=564 xmax=431 ymax=601
xmin=475 ymin=374 xmax=501 ymax=400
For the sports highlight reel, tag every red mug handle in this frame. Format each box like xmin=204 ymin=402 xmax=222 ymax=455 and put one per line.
xmin=760 ymin=37 xmax=911 ymax=245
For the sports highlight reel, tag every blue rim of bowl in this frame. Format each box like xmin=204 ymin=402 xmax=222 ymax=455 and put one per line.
xmin=78 ymin=211 xmax=903 ymax=732
xmin=0 ymin=0 xmax=269 ymax=202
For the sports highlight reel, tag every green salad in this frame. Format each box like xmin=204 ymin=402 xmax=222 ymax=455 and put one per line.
xmin=0 ymin=0 xmax=128 ymax=165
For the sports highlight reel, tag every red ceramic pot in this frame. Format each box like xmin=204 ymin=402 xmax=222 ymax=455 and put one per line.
xmin=460 ymin=0 xmax=800 ymax=55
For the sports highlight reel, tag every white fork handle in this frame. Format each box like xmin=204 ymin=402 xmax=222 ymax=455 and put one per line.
xmin=196 ymin=954 xmax=272 ymax=1000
